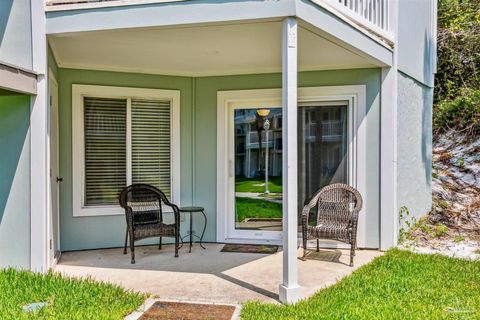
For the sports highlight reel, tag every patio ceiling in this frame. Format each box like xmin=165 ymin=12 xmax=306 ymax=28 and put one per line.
xmin=48 ymin=21 xmax=376 ymax=77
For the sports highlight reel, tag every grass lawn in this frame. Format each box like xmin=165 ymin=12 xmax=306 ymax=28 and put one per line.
xmin=235 ymin=176 xmax=283 ymax=193
xmin=235 ymin=197 xmax=282 ymax=222
xmin=0 ymin=268 xmax=145 ymax=319
xmin=242 ymin=249 xmax=480 ymax=319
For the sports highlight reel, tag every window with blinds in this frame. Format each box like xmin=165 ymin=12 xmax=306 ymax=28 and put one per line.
xmin=82 ymin=96 xmax=172 ymax=207
xmin=131 ymin=99 xmax=171 ymax=198
xmin=84 ymin=97 xmax=127 ymax=206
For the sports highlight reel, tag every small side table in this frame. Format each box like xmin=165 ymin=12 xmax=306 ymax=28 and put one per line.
xmin=179 ymin=206 xmax=207 ymax=253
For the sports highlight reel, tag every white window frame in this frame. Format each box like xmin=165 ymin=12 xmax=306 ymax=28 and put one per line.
xmin=216 ymin=86 xmax=367 ymax=246
xmin=72 ymin=84 xmax=180 ymax=217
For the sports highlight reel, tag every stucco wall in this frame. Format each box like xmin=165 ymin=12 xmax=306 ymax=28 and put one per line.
xmin=396 ymin=71 xmax=433 ymax=226
xmin=57 ymin=67 xmax=382 ymax=251
xmin=397 ymin=0 xmax=436 ymax=87
xmin=0 ymin=0 xmax=32 ymax=69
xmin=0 ymin=95 xmax=31 ymax=268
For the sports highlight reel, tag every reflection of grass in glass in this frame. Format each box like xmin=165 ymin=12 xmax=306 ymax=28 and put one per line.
xmin=235 ymin=197 xmax=282 ymax=222
xmin=235 ymin=176 xmax=283 ymax=193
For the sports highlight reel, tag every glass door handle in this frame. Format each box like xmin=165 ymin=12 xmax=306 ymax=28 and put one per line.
xmin=228 ymin=160 xmax=234 ymax=177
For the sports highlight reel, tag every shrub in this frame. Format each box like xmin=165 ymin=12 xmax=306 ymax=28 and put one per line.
xmin=435 ymin=0 xmax=480 ymax=103
xmin=433 ymin=88 xmax=480 ymax=136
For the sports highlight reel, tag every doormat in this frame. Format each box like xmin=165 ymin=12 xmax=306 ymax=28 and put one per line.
xmin=139 ymin=301 xmax=236 ymax=320
xmin=301 ymin=249 xmax=342 ymax=262
xmin=221 ymin=243 xmax=278 ymax=254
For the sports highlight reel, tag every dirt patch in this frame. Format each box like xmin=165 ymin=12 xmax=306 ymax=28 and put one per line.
xmin=402 ymin=131 xmax=480 ymax=259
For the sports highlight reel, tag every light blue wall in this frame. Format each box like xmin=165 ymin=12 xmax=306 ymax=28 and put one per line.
xmin=396 ymin=72 xmax=433 ymax=224
xmin=57 ymin=68 xmax=193 ymax=251
xmin=195 ymin=69 xmax=381 ymax=248
xmin=0 ymin=95 xmax=31 ymax=268
xmin=57 ymin=67 xmax=382 ymax=251
xmin=397 ymin=0 xmax=436 ymax=87
xmin=0 ymin=0 xmax=32 ymax=69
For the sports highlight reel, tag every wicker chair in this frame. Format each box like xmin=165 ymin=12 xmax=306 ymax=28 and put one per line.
xmin=119 ymin=184 xmax=180 ymax=264
xmin=301 ymin=183 xmax=363 ymax=267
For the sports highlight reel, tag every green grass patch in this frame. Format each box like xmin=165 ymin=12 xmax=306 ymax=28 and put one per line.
xmin=235 ymin=176 xmax=283 ymax=193
xmin=242 ymin=249 xmax=480 ymax=319
xmin=0 ymin=268 xmax=145 ymax=319
xmin=235 ymin=197 xmax=282 ymax=222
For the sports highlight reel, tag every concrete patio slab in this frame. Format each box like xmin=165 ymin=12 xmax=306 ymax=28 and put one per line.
xmin=55 ymin=243 xmax=382 ymax=304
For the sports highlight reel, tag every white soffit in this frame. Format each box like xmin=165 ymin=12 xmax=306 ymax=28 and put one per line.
xmin=48 ymin=22 xmax=375 ymax=76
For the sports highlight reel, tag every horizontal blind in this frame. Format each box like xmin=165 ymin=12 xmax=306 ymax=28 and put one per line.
xmin=84 ymin=97 xmax=127 ymax=206
xmin=131 ymin=99 xmax=171 ymax=198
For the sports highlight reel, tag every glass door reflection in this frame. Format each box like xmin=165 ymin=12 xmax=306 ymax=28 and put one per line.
xmin=234 ymin=108 xmax=283 ymax=231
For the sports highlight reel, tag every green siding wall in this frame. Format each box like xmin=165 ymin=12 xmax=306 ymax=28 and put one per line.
xmin=0 ymin=95 xmax=31 ymax=268
xmin=58 ymin=68 xmax=381 ymax=251
xmin=57 ymin=68 xmax=193 ymax=250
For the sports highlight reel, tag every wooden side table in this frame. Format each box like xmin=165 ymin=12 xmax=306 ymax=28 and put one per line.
xmin=179 ymin=206 xmax=207 ymax=252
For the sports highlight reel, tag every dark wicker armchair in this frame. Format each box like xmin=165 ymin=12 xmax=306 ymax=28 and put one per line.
xmin=301 ymin=183 xmax=363 ymax=267
xmin=119 ymin=184 xmax=180 ymax=264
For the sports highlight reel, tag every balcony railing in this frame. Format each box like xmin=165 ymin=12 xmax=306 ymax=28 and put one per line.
xmin=314 ymin=0 xmax=394 ymax=44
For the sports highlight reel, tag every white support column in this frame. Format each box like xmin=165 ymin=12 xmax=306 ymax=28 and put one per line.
xmin=279 ymin=17 xmax=301 ymax=304
xmin=30 ymin=0 xmax=49 ymax=272
xmin=380 ymin=0 xmax=398 ymax=250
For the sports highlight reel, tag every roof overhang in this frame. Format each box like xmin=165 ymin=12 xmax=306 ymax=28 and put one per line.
xmin=0 ymin=61 xmax=38 ymax=95
xmin=46 ymin=0 xmax=393 ymax=70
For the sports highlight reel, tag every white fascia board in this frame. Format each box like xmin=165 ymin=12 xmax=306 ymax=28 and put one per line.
xmin=46 ymin=0 xmax=295 ymax=35
xmin=46 ymin=0 xmax=187 ymax=12
xmin=0 ymin=63 xmax=37 ymax=95
xmin=297 ymin=0 xmax=393 ymax=67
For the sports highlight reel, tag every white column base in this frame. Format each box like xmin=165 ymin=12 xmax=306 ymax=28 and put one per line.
xmin=279 ymin=284 xmax=302 ymax=304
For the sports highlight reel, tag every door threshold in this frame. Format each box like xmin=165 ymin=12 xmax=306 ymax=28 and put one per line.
xmin=223 ymin=238 xmax=283 ymax=246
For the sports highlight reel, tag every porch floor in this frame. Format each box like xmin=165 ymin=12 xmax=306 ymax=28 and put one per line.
xmin=55 ymin=244 xmax=382 ymax=304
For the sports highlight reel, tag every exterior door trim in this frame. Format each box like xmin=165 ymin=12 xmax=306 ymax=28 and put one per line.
xmin=216 ymin=85 xmax=367 ymax=246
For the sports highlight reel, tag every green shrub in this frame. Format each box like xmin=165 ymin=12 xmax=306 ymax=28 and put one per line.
xmin=434 ymin=224 xmax=450 ymax=238
xmin=435 ymin=0 xmax=480 ymax=103
xmin=433 ymin=89 xmax=480 ymax=135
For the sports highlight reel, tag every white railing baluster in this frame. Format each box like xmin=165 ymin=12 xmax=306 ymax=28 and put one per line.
xmin=320 ymin=0 xmax=393 ymax=42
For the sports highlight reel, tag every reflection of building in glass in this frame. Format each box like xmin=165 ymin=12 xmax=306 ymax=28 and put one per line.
xmin=235 ymin=109 xmax=283 ymax=178
xmin=234 ymin=105 xmax=348 ymax=198
xmin=299 ymin=105 xmax=348 ymax=205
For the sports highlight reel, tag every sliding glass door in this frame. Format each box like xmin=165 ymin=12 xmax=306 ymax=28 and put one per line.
xmin=228 ymin=101 xmax=350 ymax=241
xmin=233 ymin=107 xmax=283 ymax=232
xmin=298 ymin=102 xmax=349 ymax=209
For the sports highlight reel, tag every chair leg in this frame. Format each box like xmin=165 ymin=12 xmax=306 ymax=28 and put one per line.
xmin=174 ymin=234 xmax=179 ymax=258
xmin=129 ymin=231 xmax=135 ymax=264
xmin=316 ymin=239 xmax=320 ymax=252
xmin=350 ymin=243 xmax=355 ymax=267
xmin=302 ymin=224 xmax=307 ymax=259
xmin=159 ymin=237 xmax=162 ymax=250
xmin=123 ymin=228 xmax=128 ymax=255
xmin=302 ymin=237 xmax=307 ymax=259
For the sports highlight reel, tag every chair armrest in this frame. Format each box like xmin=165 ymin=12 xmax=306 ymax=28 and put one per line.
xmin=301 ymin=188 xmax=323 ymax=219
xmin=347 ymin=209 xmax=361 ymax=229
xmin=163 ymin=202 xmax=181 ymax=225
